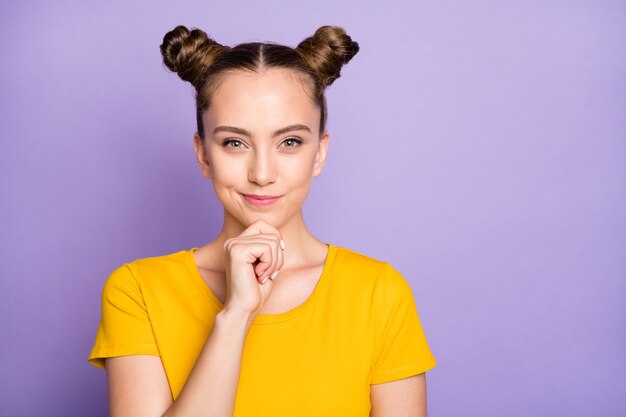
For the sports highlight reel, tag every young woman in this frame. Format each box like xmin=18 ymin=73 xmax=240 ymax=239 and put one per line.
xmin=88 ymin=24 xmax=437 ymax=417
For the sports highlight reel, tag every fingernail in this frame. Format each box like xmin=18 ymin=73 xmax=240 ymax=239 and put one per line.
xmin=261 ymin=274 xmax=269 ymax=284
xmin=280 ymin=239 xmax=286 ymax=250
xmin=270 ymin=271 xmax=279 ymax=280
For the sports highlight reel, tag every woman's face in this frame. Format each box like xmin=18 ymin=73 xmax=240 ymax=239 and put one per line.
xmin=194 ymin=68 xmax=329 ymax=227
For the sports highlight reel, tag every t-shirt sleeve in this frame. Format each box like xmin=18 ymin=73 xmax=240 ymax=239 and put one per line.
xmin=87 ymin=261 xmax=159 ymax=369
xmin=370 ymin=262 xmax=437 ymax=384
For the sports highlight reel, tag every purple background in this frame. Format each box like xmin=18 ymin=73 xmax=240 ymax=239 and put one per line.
xmin=1 ymin=1 xmax=624 ymax=416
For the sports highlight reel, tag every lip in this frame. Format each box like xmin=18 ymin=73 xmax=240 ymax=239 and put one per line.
xmin=241 ymin=193 xmax=282 ymax=208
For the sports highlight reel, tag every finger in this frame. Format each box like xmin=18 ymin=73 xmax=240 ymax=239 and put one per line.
xmin=249 ymin=232 xmax=284 ymax=281
xmin=228 ymin=240 xmax=275 ymax=280
xmin=233 ymin=219 xmax=285 ymax=280
xmin=271 ymin=238 xmax=285 ymax=281
xmin=233 ymin=235 xmax=278 ymax=278
xmin=256 ymin=235 xmax=280 ymax=280
xmin=232 ymin=236 xmax=279 ymax=281
xmin=235 ymin=234 xmax=281 ymax=279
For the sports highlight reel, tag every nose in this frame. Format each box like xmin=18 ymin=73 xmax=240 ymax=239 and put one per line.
xmin=248 ymin=147 xmax=277 ymax=186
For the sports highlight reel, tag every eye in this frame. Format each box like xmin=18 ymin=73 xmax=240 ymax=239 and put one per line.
xmin=222 ymin=139 xmax=246 ymax=149
xmin=282 ymin=137 xmax=303 ymax=148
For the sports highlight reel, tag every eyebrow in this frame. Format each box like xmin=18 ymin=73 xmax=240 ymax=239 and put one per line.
xmin=212 ymin=124 xmax=312 ymax=138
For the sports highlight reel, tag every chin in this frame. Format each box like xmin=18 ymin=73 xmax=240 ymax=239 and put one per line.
xmin=232 ymin=210 xmax=282 ymax=227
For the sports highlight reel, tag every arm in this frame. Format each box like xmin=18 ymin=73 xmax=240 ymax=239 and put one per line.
xmin=103 ymin=220 xmax=285 ymax=417
xmin=370 ymin=373 xmax=427 ymax=417
xmin=104 ymin=220 xmax=283 ymax=416
xmin=106 ymin=308 xmax=254 ymax=417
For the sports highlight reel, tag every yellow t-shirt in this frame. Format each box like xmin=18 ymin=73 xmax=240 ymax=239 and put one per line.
xmin=88 ymin=243 xmax=437 ymax=416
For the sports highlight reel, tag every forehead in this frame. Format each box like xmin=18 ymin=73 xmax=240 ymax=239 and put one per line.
xmin=205 ymin=68 xmax=319 ymax=130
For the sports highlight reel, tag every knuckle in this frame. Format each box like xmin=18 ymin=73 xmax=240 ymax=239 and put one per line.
xmin=225 ymin=239 xmax=237 ymax=252
xmin=230 ymin=243 xmax=244 ymax=255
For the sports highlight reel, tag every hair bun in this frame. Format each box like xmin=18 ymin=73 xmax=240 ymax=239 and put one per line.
xmin=160 ymin=25 xmax=227 ymax=90
xmin=296 ymin=25 xmax=360 ymax=89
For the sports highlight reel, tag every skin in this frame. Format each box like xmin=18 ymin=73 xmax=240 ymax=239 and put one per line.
xmin=106 ymin=67 xmax=427 ymax=416
xmin=192 ymin=67 xmax=332 ymax=310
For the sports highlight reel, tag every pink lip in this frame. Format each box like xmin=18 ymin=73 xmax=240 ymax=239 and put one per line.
xmin=242 ymin=194 xmax=282 ymax=208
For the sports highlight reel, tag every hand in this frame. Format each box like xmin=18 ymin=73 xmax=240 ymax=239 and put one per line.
xmin=221 ymin=219 xmax=286 ymax=318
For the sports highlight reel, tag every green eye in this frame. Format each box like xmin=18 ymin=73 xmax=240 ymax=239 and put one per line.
xmin=283 ymin=137 xmax=303 ymax=148
xmin=223 ymin=139 xmax=243 ymax=148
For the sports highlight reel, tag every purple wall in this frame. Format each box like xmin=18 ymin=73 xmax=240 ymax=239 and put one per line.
xmin=1 ymin=1 xmax=624 ymax=416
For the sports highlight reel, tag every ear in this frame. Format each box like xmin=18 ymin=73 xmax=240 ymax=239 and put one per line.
xmin=312 ymin=130 xmax=329 ymax=177
xmin=193 ymin=132 xmax=213 ymax=180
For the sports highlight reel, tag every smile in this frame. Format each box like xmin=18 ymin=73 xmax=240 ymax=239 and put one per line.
xmin=241 ymin=194 xmax=283 ymax=208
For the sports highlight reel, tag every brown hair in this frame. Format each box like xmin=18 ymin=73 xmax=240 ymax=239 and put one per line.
xmin=160 ymin=25 xmax=360 ymax=140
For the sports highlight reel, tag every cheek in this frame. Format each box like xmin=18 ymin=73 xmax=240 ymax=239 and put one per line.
xmin=208 ymin=152 xmax=244 ymax=184
xmin=290 ymin=168 xmax=314 ymax=186
xmin=283 ymin=148 xmax=318 ymax=179
xmin=282 ymin=156 xmax=316 ymax=199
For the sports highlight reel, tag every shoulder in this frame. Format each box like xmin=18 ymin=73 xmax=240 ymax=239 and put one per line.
xmin=332 ymin=245 xmax=405 ymax=288
xmin=333 ymin=245 xmax=412 ymax=296
xmin=103 ymin=248 xmax=192 ymax=290
xmin=334 ymin=245 xmax=386 ymax=265
xmin=333 ymin=245 xmax=386 ymax=276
